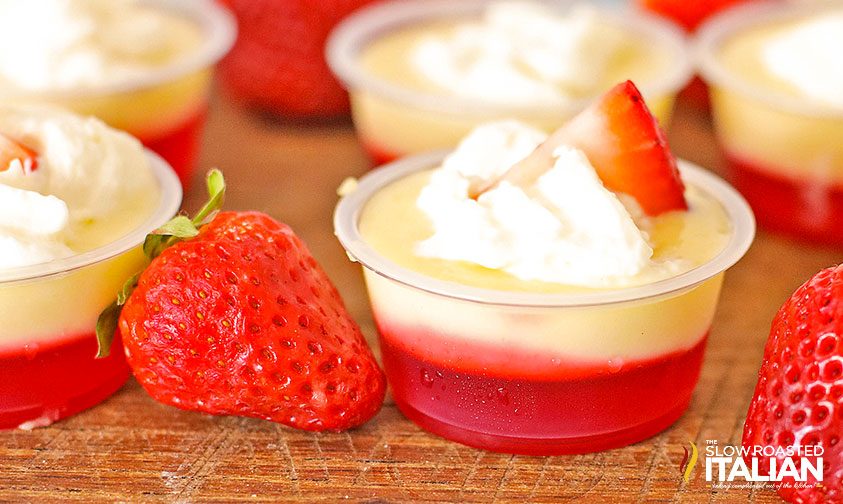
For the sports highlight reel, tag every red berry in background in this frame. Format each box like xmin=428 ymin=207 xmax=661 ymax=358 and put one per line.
xmin=637 ymin=0 xmax=753 ymax=32
xmin=218 ymin=0 xmax=381 ymax=118
xmin=742 ymin=264 xmax=843 ymax=503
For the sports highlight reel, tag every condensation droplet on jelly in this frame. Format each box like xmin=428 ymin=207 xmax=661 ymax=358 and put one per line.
xmin=496 ymin=387 xmax=510 ymax=406
xmin=419 ymin=368 xmax=434 ymax=388
xmin=608 ymin=358 xmax=625 ymax=373
xmin=23 ymin=343 xmax=39 ymax=360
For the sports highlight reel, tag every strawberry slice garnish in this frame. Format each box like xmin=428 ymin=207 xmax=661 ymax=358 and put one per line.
xmin=0 ymin=133 xmax=38 ymax=173
xmin=477 ymin=81 xmax=687 ymax=216
xmin=564 ymin=80 xmax=687 ymax=215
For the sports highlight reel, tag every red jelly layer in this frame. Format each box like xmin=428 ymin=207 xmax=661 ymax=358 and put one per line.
xmin=726 ymin=153 xmax=843 ymax=246
xmin=0 ymin=333 xmax=130 ymax=429
xmin=378 ymin=322 xmax=707 ymax=455
xmin=136 ymin=105 xmax=209 ymax=189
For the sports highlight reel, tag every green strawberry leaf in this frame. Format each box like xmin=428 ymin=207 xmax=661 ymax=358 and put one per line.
xmin=95 ymin=302 xmax=121 ymax=359
xmin=143 ymin=216 xmax=200 ymax=259
xmin=192 ymin=169 xmax=225 ymax=226
xmin=117 ymin=272 xmax=141 ymax=306
xmin=95 ymin=169 xmax=227 ymax=358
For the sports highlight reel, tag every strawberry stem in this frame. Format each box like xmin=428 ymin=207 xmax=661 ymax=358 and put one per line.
xmin=95 ymin=169 xmax=226 ymax=358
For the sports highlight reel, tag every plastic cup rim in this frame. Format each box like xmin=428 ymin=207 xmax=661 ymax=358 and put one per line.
xmin=694 ymin=0 xmax=843 ymax=119
xmin=326 ymin=0 xmax=694 ymax=117
xmin=0 ymin=149 xmax=183 ymax=284
xmin=0 ymin=0 xmax=237 ymax=99
xmin=334 ymin=151 xmax=756 ymax=308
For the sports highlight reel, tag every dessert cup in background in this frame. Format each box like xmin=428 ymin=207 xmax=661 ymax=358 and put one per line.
xmin=0 ymin=0 xmax=236 ymax=189
xmin=0 ymin=109 xmax=182 ymax=430
xmin=696 ymin=1 xmax=843 ymax=245
xmin=335 ymin=151 xmax=755 ymax=454
xmin=327 ymin=0 xmax=692 ymax=164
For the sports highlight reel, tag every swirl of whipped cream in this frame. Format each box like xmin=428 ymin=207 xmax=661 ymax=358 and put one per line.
xmin=0 ymin=107 xmax=158 ymax=269
xmin=762 ymin=11 xmax=843 ymax=108
xmin=411 ymin=2 xmax=626 ymax=105
xmin=414 ymin=121 xmax=668 ymax=287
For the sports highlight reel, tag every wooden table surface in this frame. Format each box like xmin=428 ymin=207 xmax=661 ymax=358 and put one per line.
xmin=1 ymin=93 xmax=840 ymax=503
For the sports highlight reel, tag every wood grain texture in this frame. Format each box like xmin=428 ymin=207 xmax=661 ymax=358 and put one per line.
xmin=1 ymin=93 xmax=839 ymax=503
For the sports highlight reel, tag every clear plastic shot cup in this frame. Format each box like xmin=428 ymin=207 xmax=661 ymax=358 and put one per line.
xmin=335 ymin=151 xmax=754 ymax=455
xmin=696 ymin=1 xmax=843 ymax=245
xmin=0 ymin=0 xmax=236 ymax=189
xmin=0 ymin=152 xmax=181 ymax=430
xmin=326 ymin=0 xmax=693 ymax=164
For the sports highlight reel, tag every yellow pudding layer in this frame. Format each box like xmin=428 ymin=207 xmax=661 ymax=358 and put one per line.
xmin=13 ymin=70 xmax=211 ymax=140
xmin=354 ymin=167 xmax=732 ymax=361
xmin=0 ymin=247 xmax=148 ymax=347
xmin=359 ymin=169 xmax=731 ymax=293
xmin=718 ymin=20 xmax=818 ymax=100
xmin=708 ymin=11 xmax=843 ymax=183
xmin=352 ymin=17 xmax=679 ymax=156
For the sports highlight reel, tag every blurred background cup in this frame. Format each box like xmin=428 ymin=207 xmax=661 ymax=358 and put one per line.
xmin=327 ymin=0 xmax=693 ymax=165
xmin=696 ymin=0 xmax=843 ymax=245
xmin=0 ymin=0 xmax=236 ymax=189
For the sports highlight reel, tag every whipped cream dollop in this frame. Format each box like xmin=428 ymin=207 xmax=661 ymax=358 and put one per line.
xmin=411 ymin=2 xmax=626 ymax=105
xmin=0 ymin=0 xmax=202 ymax=92
xmin=415 ymin=122 xmax=663 ymax=287
xmin=0 ymin=107 xmax=158 ymax=269
xmin=762 ymin=11 xmax=843 ymax=108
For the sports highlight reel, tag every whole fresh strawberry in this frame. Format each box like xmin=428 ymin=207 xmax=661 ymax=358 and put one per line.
xmin=217 ymin=0 xmax=380 ymax=118
xmin=743 ymin=264 xmax=843 ymax=503
xmin=97 ymin=171 xmax=386 ymax=431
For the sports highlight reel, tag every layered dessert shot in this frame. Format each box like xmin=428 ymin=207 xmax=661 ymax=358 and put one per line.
xmin=0 ymin=107 xmax=181 ymax=429
xmin=335 ymin=82 xmax=754 ymax=454
xmin=696 ymin=1 xmax=843 ymax=245
xmin=0 ymin=0 xmax=235 ymax=188
xmin=327 ymin=0 xmax=692 ymax=164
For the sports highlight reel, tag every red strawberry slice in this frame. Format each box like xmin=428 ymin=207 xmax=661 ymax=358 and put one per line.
xmin=0 ymin=133 xmax=38 ymax=173
xmin=743 ymin=264 xmax=843 ymax=503
xmin=477 ymin=81 xmax=687 ymax=216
